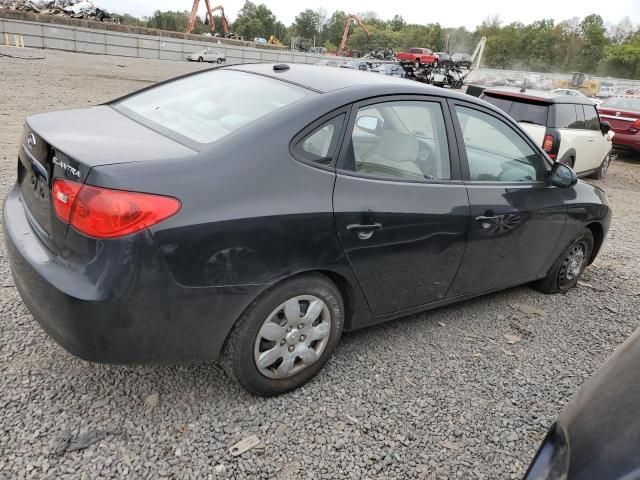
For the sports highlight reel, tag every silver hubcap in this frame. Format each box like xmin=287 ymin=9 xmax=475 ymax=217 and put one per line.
xmin=561 ymin=243 xmax=586 ymax=283
xmin=254 ymin=295 xmax=331 ymax=379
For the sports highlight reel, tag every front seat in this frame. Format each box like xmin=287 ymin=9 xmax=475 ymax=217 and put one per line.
xmin=364 ymin=130 xmax=421 ymax=176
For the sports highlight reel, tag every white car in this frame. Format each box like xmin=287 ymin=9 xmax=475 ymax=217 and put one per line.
xmin=551 ymin=88 xmax=586 ymax=97
xmin=186 ymin=48 xmax=226 ymax=64
xmin=597 ymin=85 xmax=616 ymax=98
xmin=481 ymin=88 xmax=614 ymax=179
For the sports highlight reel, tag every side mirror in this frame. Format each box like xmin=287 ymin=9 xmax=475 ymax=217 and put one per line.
xmin=356 ymin=116 xmax=380 ymax=133
xmin=549 ymin=162 xmax=577 ymax=188
xmin=601 ymin=121 xmax=612 ymax=135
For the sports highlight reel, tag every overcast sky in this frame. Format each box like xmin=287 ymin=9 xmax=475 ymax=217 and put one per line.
xmin=97 ymin=0 xmax=640 ymax=30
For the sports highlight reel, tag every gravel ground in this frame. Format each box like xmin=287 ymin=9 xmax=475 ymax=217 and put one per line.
xmin=1 ymin=47 xmax=639 ymax=480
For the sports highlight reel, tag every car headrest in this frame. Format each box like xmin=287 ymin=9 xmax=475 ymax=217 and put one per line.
xmin=376 ymin=130 xmax=419 ymax=163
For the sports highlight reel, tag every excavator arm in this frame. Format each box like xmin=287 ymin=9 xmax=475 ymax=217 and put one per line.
xmin=338 ymin=14 xmax=371 ymax=55
xmin=187 ymin=1 xmax=228 ymax=34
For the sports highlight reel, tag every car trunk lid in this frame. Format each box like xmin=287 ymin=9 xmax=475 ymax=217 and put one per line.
xmin=17 ymin=106 xmax=196 ymax=245
xmin=598 ymin=106 xmax=640 ymax=133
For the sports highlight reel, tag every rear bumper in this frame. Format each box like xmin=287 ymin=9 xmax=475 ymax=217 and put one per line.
xmin=612 ymin=131 xmax=640 ymax=152
xmin=4 ymin=185 xmax=264 ymax=364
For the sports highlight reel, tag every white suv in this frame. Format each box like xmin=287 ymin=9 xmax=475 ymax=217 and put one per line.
xmin=480 ymin=88 xmax=614 ymax=179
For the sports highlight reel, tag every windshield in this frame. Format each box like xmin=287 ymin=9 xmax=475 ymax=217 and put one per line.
xmin=116 ymin=70 xmax=308 ymax=144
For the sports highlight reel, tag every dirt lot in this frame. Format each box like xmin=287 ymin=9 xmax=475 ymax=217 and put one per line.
xmin=1 ymin=47 xmax=639 ymax=479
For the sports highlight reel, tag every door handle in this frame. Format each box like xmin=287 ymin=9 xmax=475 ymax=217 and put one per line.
xmin=588 ymin=138 xmax=595 ymax=142
xmin=475 ymin=215 xmax=503 ymax=229
xmin=346 ymin=223 xmax=383 ymax=240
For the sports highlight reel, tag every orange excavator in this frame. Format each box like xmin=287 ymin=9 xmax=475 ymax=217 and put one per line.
xmin=187 ymin=1 xmax=228 ymax=35
xmin=338 ymin=14 xmax=370 ymax=56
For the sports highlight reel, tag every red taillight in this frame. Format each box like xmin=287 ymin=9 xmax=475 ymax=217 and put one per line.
xmin=52 ymin=179 xmax=181 ymax=239
xmin=542 ymin=134 xmax=554 ymax=152
xmin=631 ymin=119 xmax=640 ymax=130
xmin=52 ymin=178 xmax=82 ymax=223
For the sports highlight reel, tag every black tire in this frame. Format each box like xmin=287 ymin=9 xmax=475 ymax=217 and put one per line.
xmin=221 ymin=273 xmax=344 ymax=396
xmin=197 ymin=56 xmax=204 ymax=63
xmin=216 ymin=58 xmax=224 ymax=64
xmin=533 ymin=229 xmax=594 ymax=294
xmin=589 ymin=153 xmax=611 ymax=180
xmin=414 ymin=59 xmax=421 ymax=69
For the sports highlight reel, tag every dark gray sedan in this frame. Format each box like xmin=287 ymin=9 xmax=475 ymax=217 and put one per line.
xmin=5 ymin=64 xmax=610 ymax=396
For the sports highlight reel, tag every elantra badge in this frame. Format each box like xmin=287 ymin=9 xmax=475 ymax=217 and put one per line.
xmin=52 ymin=156 xmax=80 ymax=178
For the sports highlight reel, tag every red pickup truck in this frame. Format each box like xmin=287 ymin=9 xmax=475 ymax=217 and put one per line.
xmin=396 ymin=48 xmax=439 ymax=67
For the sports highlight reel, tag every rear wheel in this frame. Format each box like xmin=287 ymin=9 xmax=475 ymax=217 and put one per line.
xmin=589 ymin=153 xmax=611 ymax=180
xmin=217 ymin=58 xmax=224 ymax=64
xmin=534 ymin=229 xmax=594 ymax=294
xmin=222 ymin=273 xmax=344 ymax=396
xmin=414 ymin=59 xmax=421 ymax=69
xmin=198 ymin=56 xmax=204 ymax=63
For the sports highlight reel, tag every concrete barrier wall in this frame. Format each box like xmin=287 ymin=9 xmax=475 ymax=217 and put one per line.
xmin=0 ymin=17 xmax=348 ymax=65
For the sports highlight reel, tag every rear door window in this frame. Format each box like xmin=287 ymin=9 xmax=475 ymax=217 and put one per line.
xmin=293 ymin=114 xmax=345 ymax=165
xmin=574 ymin=105 xmax=586 ymax=129
xmin=583 ymin=105 xmax=601 ymax=131
xmin=550 ymin=104 xmax=579 ymax=129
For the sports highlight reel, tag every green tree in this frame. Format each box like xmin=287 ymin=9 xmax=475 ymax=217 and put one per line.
xmin=324 ymin=11 xmax=349 ymax=47
xmin=389 ymin=15 xmax=406 ymax=32
xmin=577 ymin=14 xmax=608 ymax=73
xmin=232 ymin=1 xmax=277 ymax=39
xmin=293 ymin=9 xmax=322 ymax=40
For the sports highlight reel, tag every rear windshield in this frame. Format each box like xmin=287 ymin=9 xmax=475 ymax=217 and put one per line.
xmin=601 ymin=97 xmax=640 ymax=111
xmin=115 ymin=70 xmax=308 ymax=144
xmin=483 ymin=94 xmax=549 ymax=126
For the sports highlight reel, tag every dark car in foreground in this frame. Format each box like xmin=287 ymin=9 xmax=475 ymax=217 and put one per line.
xmin=5 ymin=64 xmax=611 ymax=396
xmin=598 ymin=96 xmax=640 ymax=152
xmin=526 ymin=326 xmax=640 ymax=479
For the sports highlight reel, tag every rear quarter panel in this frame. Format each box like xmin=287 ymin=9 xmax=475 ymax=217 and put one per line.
xmin=86 ymin=93 xmax=372 ymax=329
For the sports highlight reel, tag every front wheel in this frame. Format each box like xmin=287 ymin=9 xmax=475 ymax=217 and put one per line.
xmin=217 ymin=58 xmax=224 ymax=64
xmin=414 ymin=59 xmax=421 ymax=69
xmin=533 ymin=229 xmax=594 ymax=294
xmin=222 ymin=273 xmax=344 ymax=396
xmin=197 ymin=56 xmax=204 ymax=63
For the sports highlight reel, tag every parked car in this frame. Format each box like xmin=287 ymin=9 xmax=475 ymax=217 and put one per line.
xmin=315 ymin=59 xmax=340 ymax=68
xmin=339 ymin=60 xmax=372 ymax=71
xmin=598 ymin=96 xmax=640 ymax=152
xmin=371 ymin=63 xmax=405 ymax=77
xmin=5 ymin=64 xmax=611 ymax=396
xmin=396 ymin=47 xmax=438 ymax=67
xmin=525 ymin=325 xmax=640 ymax=480
xmin=186 ymin=48 xmax=226 ymax=64
xmin=481 ymin=88 xmax=614 ymax=179
xmin=452 ymin=53 xmax=472 ymax=69
xmin=435 ymin=52 xmax=455 ymax=67
xmin=551 ymin=88 xmax=587 ymax=98
xmin=596 ymin=85 xmax=616 ymax=98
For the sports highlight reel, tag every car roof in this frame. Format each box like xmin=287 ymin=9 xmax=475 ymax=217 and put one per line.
xmin=484 ymin=87 xmax=596 ymax=105
xmin=223 ymin=63 xmax=489 ymax=104
xmin=225 ymin=63 xmax=418 ymax=93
